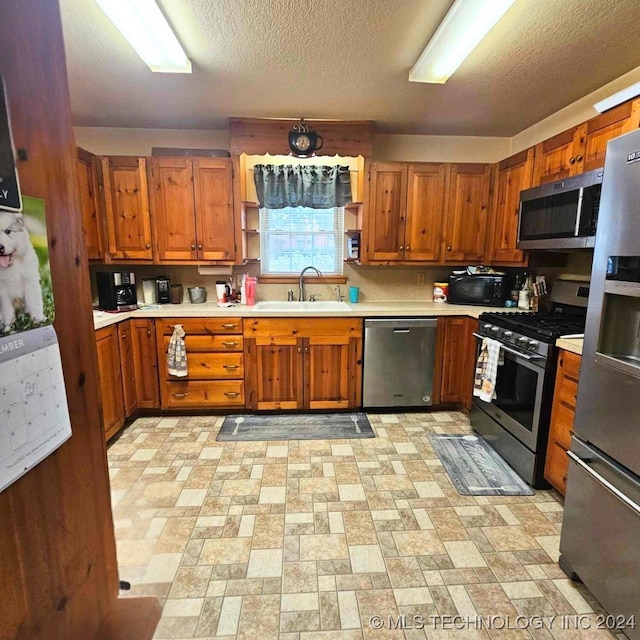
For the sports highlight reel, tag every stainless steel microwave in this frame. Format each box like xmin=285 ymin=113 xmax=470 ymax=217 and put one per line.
xmin=448 ymin=274 xmax=510 ymax=307
xmin=517 ymin=168 xmax=603 ymax=250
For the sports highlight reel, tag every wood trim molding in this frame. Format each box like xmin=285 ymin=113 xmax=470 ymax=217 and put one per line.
xmin=257 ymin=275 xmax=348 ymax=285
xmin=229 ymin=118 xmax=374 ymax=157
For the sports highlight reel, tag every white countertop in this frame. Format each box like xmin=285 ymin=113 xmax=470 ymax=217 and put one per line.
xmin=556 ymin=337 xmax=584 ymax=356
xmin=93 ymin=301 xmax=507 ymax=330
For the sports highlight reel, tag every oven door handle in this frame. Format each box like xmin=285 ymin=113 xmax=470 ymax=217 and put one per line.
xmin=473 ymin=333 xmax=544 ymax=360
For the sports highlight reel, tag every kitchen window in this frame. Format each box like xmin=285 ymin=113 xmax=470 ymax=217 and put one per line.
xmin=259 ymin=205 xmax=344 ymax=275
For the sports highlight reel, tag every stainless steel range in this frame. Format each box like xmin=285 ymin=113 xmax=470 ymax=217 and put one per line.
xmin=470 ymin=277 xmax=589 ymax=488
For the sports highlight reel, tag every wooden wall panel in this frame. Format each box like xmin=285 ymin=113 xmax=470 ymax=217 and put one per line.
xmin=229 ymin=118 xmax=374 ymax=157
xmin=0 ymin=2 xmax=159 ymax=639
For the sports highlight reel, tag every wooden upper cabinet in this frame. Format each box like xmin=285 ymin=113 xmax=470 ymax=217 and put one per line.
xmin=76 ymin=147 xmax=104 ymax=260
xmin=404 ymin=163 xmax=445 ymax=262
xmin=194 ymin=158 xmax=236 ymax=261
xmin=443 ymin=163 xmax=491 ymax=262
xmin=102 ymin=156 xmax=153 ymax=260
xmin=532 ymin=126 xmax=584 ymax=186
xmin=368 ymin=162 xmax=407 ymax=261
xmin=581 ymin=99 xmax=640 ymax=173
xmin=489 ymin=148 xmax=534 ymax=265
xmin=150 ymin=157 xmax=197 ymax=261
xmin=150 ymin=157 xmax=235 ymax=263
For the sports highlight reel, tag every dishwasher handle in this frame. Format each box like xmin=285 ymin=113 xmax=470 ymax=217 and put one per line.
xmin=364 ymin=318 xmax=438 ymax=330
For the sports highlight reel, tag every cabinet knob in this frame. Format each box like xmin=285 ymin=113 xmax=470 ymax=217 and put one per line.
xmin=297 ymin=347 xmax=302 ymax=353
xmin=222 ymin=323 xmax=237 ymax=329
xmin=147 ymin=330 xmax=152 ymax=336
xmin=406 ymin=245 xmax=410 ymax=251
xmin=198 ymin=244 xmax=203 ymax=250
xmin=447 ymin=246 xmax=452 ymax=251
xmin=121 ymin=333 xmax=127 ymax=339
xmin=224 ymin=392 xmax=239 ymax=398
xmin=399 ymin=245 xmax=404 ymax=251
xmin=222 ymin=341 xmax=238 ymax=347
xmin=223 ymin=365 xmax=239 ymax=370
xmin=569 ymin=156 xmax=576 ymax=165
xmin=191 ymin=244 xmax=196 ymax=251
xmin=145 ymin=243 xmax=150 ymax=250
xmin=173 ymin=392 xmax=189 ymax=398
xmin=575 ymin=154 xmax=583 ymax=163
xmin=304 ymin=347 xmax=309 ymax=353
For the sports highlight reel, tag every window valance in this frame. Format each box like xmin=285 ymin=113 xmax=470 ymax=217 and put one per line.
xmin=253 ymin=164 xmax=352 ymax=209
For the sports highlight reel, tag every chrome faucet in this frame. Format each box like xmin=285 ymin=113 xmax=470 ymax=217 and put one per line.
xmin=335 ymin=285 xmax=344 ymax=302
xmin=298 ymin=266 xmax=322 ymax=302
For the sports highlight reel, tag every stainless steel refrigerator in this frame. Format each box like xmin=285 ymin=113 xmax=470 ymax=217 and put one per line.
xmin=560 ymin=129 xmax=640 ymax=637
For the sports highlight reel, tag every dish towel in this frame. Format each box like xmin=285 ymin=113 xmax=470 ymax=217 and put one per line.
xmin=167 ymin=324 xmax=188 ymax=377
xmin=473 ymin=337 xmax=503 ymax=403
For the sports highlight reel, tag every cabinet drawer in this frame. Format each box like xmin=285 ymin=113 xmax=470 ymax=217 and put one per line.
xmin=544 ymin=441 xmax=569 ymax=495
xmin=165 ymin=380 xmax=244 ymax=407
xmin=163 ymin=335 xmax=244 ymax=352
xmin=167 ymin=352 xmax=243 ymax=380
xmin=556 ymin=375 xmax=579 ymax=409
xmin=559 ymin=350 xmax=581 ymax=381
xmin=159 ymin=318 xmax=242 ymax=335
xmin=552 ymin=401 xmax=576 ymax=451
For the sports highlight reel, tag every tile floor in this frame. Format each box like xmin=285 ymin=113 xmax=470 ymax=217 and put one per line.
xmin=108 ymin=412 xmax=616 ymax=640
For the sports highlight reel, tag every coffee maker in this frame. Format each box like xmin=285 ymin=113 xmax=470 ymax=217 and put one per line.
xmin=96 ymin=271 xmax=138 ymax=311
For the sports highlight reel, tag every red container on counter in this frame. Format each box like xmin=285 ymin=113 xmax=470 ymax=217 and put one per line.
xmin=433 ymin=282 xmax=449 ymax=303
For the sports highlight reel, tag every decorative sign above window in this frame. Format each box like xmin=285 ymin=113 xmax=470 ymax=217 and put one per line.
xmin=288 ymin=119 xmax=324 ymax=157
xmin=0 ymin=76 xmax=22 ymax=213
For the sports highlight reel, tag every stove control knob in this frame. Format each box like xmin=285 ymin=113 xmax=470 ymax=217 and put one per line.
xmin=503 ymin=331 xmax=513 ymax=340
xmin=516 ymin=337 xmax=528 ymax=347
xmin=482 ymin=323 xmax=492 ymax=331
xmin=528 ymin=340 xmax=539 ymax=351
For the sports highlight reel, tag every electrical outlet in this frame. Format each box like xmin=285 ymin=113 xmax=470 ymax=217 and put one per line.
xmin=416 ymin=272 xmax=425 ymax=286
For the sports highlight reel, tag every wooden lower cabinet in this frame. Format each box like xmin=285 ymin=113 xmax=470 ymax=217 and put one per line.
xmin=131 ymin=319 xmax=160 ymax=408
xmin=95 ymin=325 xmax=125 ymax=440
xmin=118 ymin=320 xmax=137 ymax=416
xmin=244 ymin=318 xmax=362 ymax=411
xmin=544 ymin=348 xmax=581 ymax=495
xmin=436 ymin=316 xmax=477 ymax=408
xmin=156 ymin=318 xmax=245 ymax=408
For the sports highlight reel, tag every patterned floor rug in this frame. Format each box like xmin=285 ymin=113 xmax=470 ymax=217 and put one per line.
xmin=429 ymin=434 xmax=535 ymax=496
xmin=217 ymin=413 xmax=375 ymax=441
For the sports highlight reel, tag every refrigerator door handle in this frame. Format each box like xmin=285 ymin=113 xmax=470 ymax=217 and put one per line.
xmin=567 ymin=450 xmax=640 ymax=516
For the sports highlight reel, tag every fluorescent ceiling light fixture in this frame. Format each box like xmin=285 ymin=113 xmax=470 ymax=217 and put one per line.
xmin=410 ymin=0 xmax=515 ymax=84
xmin=594 ymin=81 xmax=640 ymax=113
xmin=93 ymin=0 xmax=191 ymax=73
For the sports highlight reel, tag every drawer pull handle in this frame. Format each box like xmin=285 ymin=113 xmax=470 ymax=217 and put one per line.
xmin=222 ymin=341 xmax=238 ymax=347
xmin=173 ymin=392 xmax=189 ymax=398
xmin=223 ymin=365 xmax=239 ymax=370
xmin=222 ymin=323 xmax=237 ymax=329
xmin=224 ymin=392 xmax=240 ymax=398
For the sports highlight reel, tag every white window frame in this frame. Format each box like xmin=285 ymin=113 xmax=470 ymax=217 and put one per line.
xmin=259 ymin=205 xmax=344 ymax=276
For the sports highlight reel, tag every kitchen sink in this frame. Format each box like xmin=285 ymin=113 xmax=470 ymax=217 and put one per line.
xmin=253 ymin=301 xmax=351 ymax=312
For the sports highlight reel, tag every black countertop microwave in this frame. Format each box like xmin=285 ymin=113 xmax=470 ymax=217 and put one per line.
xmin=517 ymin=168 xmax=603 ymax=250
xmin=448 ymin=273 xmax=511 ymax=307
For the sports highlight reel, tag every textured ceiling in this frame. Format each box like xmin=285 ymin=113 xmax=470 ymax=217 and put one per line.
xmin=60 ymin=0 xmax=640 ymax=136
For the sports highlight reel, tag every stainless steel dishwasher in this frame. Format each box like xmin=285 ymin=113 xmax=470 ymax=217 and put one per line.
xmin=363 ymin=318 xmax=438 ymax=407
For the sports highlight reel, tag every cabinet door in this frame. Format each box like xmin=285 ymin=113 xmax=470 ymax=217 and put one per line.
xmin=194 ymin=158 xmax=236 ymax=262
xmin=580 ymin=99 xmax=640 ymax=173
xmin=368 ymin=163 xmax=407 ymax=261
xmin=305 ymin=336 xmax=359 ymax=409
xmin=404 ymin=163 xmax=445 ymax=262
xmin=102 ymin=156 xmax=153 ymax=260
xmin=489 ymin=149 xmax=534 ymax=265
xmin=150 ymin=157 xmax=197 ymax=261
xmin=76 ymin=147 xmax=103 ymax=260
xmin=253 ymin=337 xmax=304 ymax=410
xmin=95 ymin=326 xmax=124 ymax=440
xmin=439 ymin=317 xmax=476 ymax=407
xmin=443 ymin=164 xmax=491 ymax=262
xmin=131 ymin=319 xmax=159 ymax=409
xmin=532 ymin=126 xmax=585 ymax=186
xmin=117 ymin=320 xmax=136 ymax=417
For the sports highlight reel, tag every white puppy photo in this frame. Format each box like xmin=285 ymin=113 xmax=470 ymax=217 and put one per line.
xmin=0 ymin=210 xmax=46 ymax=331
